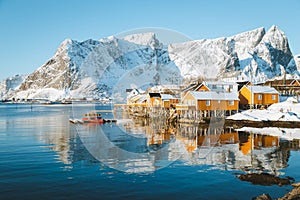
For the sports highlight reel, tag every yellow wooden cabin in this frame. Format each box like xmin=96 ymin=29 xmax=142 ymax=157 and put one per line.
xmin=180 ymin=91 xmax=239 ymax=118
xmin=147 ymin=93 xmax=179 ymax=108
xmin=239 ymin=85 xmax=279 ymax=109
xmin=182 ymin=91 xmax=239 ymax=111
xmin=161 ymin=94 xmax=180 ymax=108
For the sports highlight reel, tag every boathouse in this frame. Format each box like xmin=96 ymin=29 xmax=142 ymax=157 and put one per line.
xmin=239 ymin=85 xmax=279 ymax=109
xmin=180 ymin=91 xmax=239 ymax=119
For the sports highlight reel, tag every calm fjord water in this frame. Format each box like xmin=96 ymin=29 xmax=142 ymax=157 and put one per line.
xmin=1 ymin=103 xmax=300 ymax=200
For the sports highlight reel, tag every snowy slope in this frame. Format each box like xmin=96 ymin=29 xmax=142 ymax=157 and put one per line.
xmin=74 ymin=34 xmax=181 ymax=102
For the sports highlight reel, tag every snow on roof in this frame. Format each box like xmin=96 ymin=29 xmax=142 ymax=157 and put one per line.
xmin=245 ymin=85 xmax=278 ymax=94
xmin=189 ymin=91 xmax=239 ymax=100
xmin=204 ymin=81 xmax=238 ymax=85
xmin=130 ymin=94 xmax=146 ymax=103
xmin=161 ymin=94 xmax=179 ymax=100
xmin=137 ymin=95 xmax=147 ymax=103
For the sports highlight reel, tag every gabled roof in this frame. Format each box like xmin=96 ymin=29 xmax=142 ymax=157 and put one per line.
xmin=137 ymin=95 xmax=147 ymax=103
xmin=263 ymin=79 xmax=299 ymax=86
xmin=161 ymin=94 xmax=179 ymax=100
xmin=130 ymin=94 xmax=147 ymax=103
xmin=189 ymin=91 xmax=239 ymax=101
xmin=201 ymin=81 xmax=237 ymax=92
xmin=182 ymin=83 xmax=202 ymax=92
xmin=245 ymin=85 xmax=278 ymax=94
xmin=291 ymin=79 xmax=300 ymax=85
xmin=204 ymin=81 xmax=238 ymax=85
xmin=194 ymin=83 xmax=210 ymax=91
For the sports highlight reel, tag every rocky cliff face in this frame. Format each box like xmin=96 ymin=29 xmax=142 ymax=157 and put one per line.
xmin=1 ymin=26 xmax=298 ymax=101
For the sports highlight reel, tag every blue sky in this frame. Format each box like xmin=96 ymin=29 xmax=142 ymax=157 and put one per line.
xmin=0 ymin=0 xmax=299 ymax=81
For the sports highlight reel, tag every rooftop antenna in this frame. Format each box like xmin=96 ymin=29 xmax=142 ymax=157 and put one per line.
xmin=250 ymin=61 xmax=254 ymax=110
xmin=248 ymin=52 xmax=254 ymax=109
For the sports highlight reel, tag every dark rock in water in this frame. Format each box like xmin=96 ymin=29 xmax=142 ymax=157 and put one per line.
xmin=238 ymin=172 xmax=292 ymax=186
xmin=252 ymin=193 xmax=272 ymax=200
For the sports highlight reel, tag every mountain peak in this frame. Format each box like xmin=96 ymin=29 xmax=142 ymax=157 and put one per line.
xmin=262 ymin=25 xmax=291 ymax=55
xmin=61 ymin=38 xmax=73 ymax=47
xmin=269 ymin=25 xmax=279 ymax=31
xmin=122 ymin=32 xmax=162 ymax=49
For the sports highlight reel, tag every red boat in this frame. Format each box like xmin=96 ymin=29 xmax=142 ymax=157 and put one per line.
xmin=82 ymin=111 xmax=105 ymax=123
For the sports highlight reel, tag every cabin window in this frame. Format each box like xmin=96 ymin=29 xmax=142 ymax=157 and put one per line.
xmin=229 ymin=85 xmax=233 ymax=89
xmin=212 ymin=85 xmax=217 ymax=89
xmin=228 ymin=100 xmax=234 ymax=106
xmin=218 ymin=100 xmax=221 ymax=104
xmin=257 ymin=94 xmax=262 ymax=100
xmin=187 ymin=100 xmax=195 ymax=106
xmin=206 ymin=100 xmax=210 ymax=106
xmin=272 ymin=95 xmax=276 ymax=100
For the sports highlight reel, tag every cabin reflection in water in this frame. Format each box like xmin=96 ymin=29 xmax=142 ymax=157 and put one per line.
xmin=239 ymin=133 xmax=279 ymax=155
xmin=142 ymin=121 xmax=300 ymax=172
xmin=175 ymin=125 xmax=239 ymax=152
xmin=40 ymin=112 xmax=300 ymax=173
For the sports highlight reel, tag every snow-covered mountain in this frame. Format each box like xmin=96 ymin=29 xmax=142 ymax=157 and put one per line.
xmin=0 ymin=74 xmax=27 ymax=100
xmin=1 ymin=25 xmax=298 ymax=101
xmin=295 ymin=54 xmax=300 ymax=71
xmin=169 ymin=25 xmax=297 ymax=83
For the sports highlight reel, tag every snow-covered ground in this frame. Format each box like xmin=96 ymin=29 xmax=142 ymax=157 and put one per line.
xmin=227 ymin=97 xmax=300 ymax=122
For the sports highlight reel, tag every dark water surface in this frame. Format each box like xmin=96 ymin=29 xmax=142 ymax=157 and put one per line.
xmin=1 ymin=103 xmax=300 ymax=200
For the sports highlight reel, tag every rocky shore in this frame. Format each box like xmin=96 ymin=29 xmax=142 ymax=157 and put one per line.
xmin=253 ymin=182 xmax=300 ymax=200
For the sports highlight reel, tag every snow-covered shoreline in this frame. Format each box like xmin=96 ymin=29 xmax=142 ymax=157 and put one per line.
xmin=227 ymin=97 xmax=300 ymax=122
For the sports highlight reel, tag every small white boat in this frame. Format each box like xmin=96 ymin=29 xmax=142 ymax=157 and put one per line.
xmin=69 ymin=118 xmax=84 ymax=124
